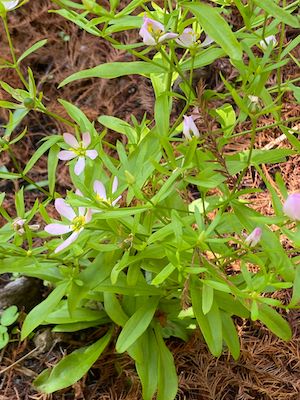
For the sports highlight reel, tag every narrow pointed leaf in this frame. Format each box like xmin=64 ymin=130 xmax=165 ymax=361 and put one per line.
xmin=34 ymin=328 xmax=112 ymax=393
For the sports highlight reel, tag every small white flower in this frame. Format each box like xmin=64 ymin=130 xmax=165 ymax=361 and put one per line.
xmin=139 ymin=16 xmax=177 ymax=46
xmin=175 ymin=28 xmax=213 ymax=49
xmin=45 ymin=198 xmax=92 ymax=253
xmin=1 ymin=0 xmax=19 ymax=11
xmin=260 ymin=35 xmax=277 ymax=50
xmin=12 ymin=217 xmax=26 ymax=235
xmin=245 ymin=227 xmax=262 ymax=247
xmin=93 ymin=176 xmax=122 ymax=209
xmin=58 ymin=132 xmax=98 ymax=176
xmin=176 ymin=28 xmax=198 ymax=48
xmin=183 ymin=115 xmax=200 ymax=140
xmin=283 ymin=193 xmax=300 ymax=221
xmin=12 ymin=217 xmax=40 ymax=235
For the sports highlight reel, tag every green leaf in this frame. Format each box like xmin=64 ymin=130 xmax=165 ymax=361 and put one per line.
xmin=191 ymin=278 xmax=223 ymax=356
xmin=151 ymin=263 xmax=175 ymax=286
xmin=1 ymin=305 xmax=19 ymax=327
xmin=59 ymin=61 xmax=166 ymax=87
xmin=180 ymin=47 xmax=225 ymax=71
xmin=34 ymin=328 xmax=112 ymax=393
xmin=183 ymin=3 xmax=242 ymax=60
xmin=52 ymin=320 xmax=106 ymax=332
xmin=47 ymin=144 xmax=59 ymax=195
xmin=154 ymin=323 xmax=178 ymax=400
xmin=17 ymin=39 xmax=48 ymax=64
xmin=23 ymin=135 xmax=60 ymax=175
xmin=221 ymin=311 xmax=240 ymax=360
xmin=136 ymin=329 xmax=158 ymax=400
xmin=58 ymin=99 xmax=93 ymax=131
xmin=257 ymin=303 xmax=292 ymax=341
xmin=44 ymin=306 xmax=107 ymax=324
xmin=154 ymin=92 xmax=170 ymax=137
xmin=15 ymin=187 xmax=25 ymax=217
xmin=0 ymin=171 xmax=21 ymax=180
xmin=253 ymin=0 xmax=300 ymax=28
xmin=290 ymin=266 xmax=300 ymax=307
xmin=202 ymin=284 xmax=214 ymax=315
xmin=116 ymin=297 xmax=159 ymax=353
xmin=103 ymin=292 xmax=128 ymax=326
xmin=21 ymin=281 xmax=69 ymax=339
xmin=0 ymin=327 xmax=9 ymax=350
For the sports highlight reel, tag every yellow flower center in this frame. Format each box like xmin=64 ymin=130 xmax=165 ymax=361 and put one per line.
xmin=147 ymin=23 xmax=162 ymax=38
xmin=96 ymin=194 xmax=111 ymax=205
xmin=71 ymin=142 xmax=86 ymax=157
xmin=71 ymin=215 xmax=85 ymax=231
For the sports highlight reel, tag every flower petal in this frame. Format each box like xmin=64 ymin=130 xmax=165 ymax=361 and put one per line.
xmin=63 ymin=133 xmax=79 ymax=148
xmin=183 ymin=115 xmax=199 ymax=139
xmin=175 ymin=28 xmax=197 ymax=47
xmin=112 ymin=195 xmax=122 ymax=206
xmin=158 ymin=32 xmax=178 ymax=43
xmin=54 ymin=230 xmax=81 ymax=253
xmin=94 ymin=180 xmax=107 ymax=200
xmin=78 ymin=207 xmax=86 ymax=216
xmin=85 ymin=209 xmax=92 ymax=223
xmin=140 ymin=29 xmax=157 ymax=45
xmin=55 ymin=198 xmax=76 ymax=221
xmin=283 ymin=193 xmax=300 ymax=221
xmin=260 ymin=35 xmax=277 ymax=50
xmin=58 ymin=150 xmax=76 ymax=160
xmin=74 ymin=157 xmax=85 ymax=175
xmin=200 ymin=35 xmax=214 ymax=47
xmin=3 ymin=0 xmax=19 ymax=10
xmin=82 ymin=132 xmax=91 ymax=147
xmin=245 ymin=227 xmax=262 ymax=247
xmin=86 ymin=149 xmax=98 ymax=160
xmin=45 ymin=223 xmax=72 ymax=235
xmin=112 ymin=176 xmax=118 ymax=193
xmin=183 ymin=116 xmax=192 ymax=140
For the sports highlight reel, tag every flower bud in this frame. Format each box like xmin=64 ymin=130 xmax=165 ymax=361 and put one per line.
xmin=12 ymin=217 xmax=26 ymax=235
xmin=245 ymin=227 xmax=262 ymax=247
xmin=23 ymin=97 xmax=35 ymax=109
xmin=260 ymin=35 xmax=277 ymax=50
xmin=283 ymin=193 xmax=300 ymax=221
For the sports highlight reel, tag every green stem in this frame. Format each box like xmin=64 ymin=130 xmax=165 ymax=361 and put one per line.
xmin=276 ymin=0 xmax=286 ymax=116
xmin=231 ymin=117 xmax=257 ymax=194
xmin=2 ymin=16 xmax=29 ymax=89
xmin=7 ymin=147 xmax=51 ymax=197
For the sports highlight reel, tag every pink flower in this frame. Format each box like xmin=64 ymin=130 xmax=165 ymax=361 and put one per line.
xmin=58 ymin=132 xmax=98 ymax=176
xmin=2 ymin=0 xmax=19 ymax=10
xmin=139 ymin=16 xmax=177 ymax=46
xmin=176 ymin=28 xmax=198 ymax=48
xmin=183 ymin=115 xmax=200 ymax=140
xmin=45 ymin=198 xmax=92 ymax=253
xmin=245 ymin=227 xmax=262 ymax=247
xmin=93 ymin=176 xmax=121 ymax=208
xmin=283 ymin=193 xmax=300 ymax=221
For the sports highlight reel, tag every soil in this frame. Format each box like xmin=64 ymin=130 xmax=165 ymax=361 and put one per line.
xmin=0 ymin=1 xmax=300 ymax=399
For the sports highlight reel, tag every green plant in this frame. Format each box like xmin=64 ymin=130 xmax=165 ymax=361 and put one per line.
xmin=0 ymin=0 xmax=299 ymax=398
xmin=0 ymin=305 xmax=19 ymax=349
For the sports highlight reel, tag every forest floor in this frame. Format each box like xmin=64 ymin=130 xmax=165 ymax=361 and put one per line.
xmin=0 ymin=1 xmax=300 ymax=399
